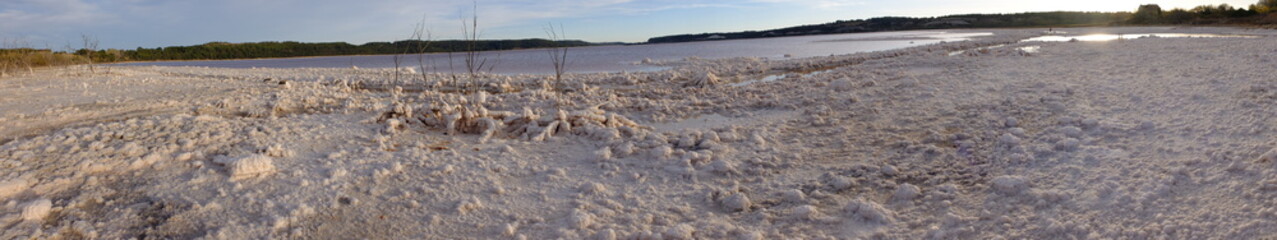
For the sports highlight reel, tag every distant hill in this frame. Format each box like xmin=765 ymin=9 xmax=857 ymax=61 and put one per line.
xmin=648 ymin=11 xmax=1130 ymax=43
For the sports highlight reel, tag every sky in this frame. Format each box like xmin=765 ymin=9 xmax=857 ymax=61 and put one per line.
xmin=0 ymin=0 xmax=1261 ymax=49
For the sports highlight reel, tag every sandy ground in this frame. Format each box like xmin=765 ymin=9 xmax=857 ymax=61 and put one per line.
xmin=2 ymin=27 xmax=1276 ymax=239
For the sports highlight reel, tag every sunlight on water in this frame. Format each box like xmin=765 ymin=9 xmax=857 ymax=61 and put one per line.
xmin=1023 ymin=33 xmax=1258 ymax=42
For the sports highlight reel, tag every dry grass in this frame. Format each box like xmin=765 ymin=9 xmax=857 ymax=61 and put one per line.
xmin=0 ymin=49 xmax=86 ymax=78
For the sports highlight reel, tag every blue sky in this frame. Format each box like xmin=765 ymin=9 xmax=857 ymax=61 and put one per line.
xmin=0 ymin=0 xmax=1259 ymax=49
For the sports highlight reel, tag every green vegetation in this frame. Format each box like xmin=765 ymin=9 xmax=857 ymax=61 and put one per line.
xmin=649 ymin=1 xmax=1277 ymax=43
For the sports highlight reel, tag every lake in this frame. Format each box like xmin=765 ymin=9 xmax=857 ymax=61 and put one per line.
xmin=115 ymin=31 xmax=991 ymax=74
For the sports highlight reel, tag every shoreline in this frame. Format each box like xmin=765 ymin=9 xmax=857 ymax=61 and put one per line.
xmin=107 ymin=28 xmax=996 ymax=67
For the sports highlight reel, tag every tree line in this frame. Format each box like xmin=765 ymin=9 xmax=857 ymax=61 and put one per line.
xmin=121 ymin=39 xmax=590 ymax=61
xmin=1130 ymin=2 xmax=1275 ymax=24
xmin=649 ymin=0 xmax=1277 ymax=43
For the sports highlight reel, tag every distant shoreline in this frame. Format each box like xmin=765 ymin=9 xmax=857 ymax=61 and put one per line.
xmin=107 ymin=42 xmax=626 ymax=65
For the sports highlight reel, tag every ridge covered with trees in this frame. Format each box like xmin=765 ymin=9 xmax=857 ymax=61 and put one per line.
xmin=648 ymin=0 xmax=1277 ymax=43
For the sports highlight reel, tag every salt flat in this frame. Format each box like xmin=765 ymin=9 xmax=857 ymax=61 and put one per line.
xmin=1 ymin=27 xmax=1276 ymax=239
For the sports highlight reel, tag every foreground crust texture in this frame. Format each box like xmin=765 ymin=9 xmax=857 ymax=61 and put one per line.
xmin=1 ymin=27 xmax=1276 ymax=239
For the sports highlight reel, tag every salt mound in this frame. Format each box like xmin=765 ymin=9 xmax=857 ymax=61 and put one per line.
xmin=991 ymin=175 xmax=1029 ymax=195
xmin=568 ymin=209 xmax=593 ymax=229
xmin=705 ymin=159 xmax=737 ymax=175
xmin=130 ymin=152 xmax=169 ymax=170
xmin=1055 ymin=138 xmax=1080 ymax=151
xmin=593 ymin=229 xmax=616 ymax=240
xmin=892 ymin=183 xmax=921 ymax=202
xmin=782 ymin=189 xmax=807 ymax=203
xmin=827 ymin=176 xmax=855 ymax=191
xmin=720 ymin=193 xmax=752 ymax=212
xmin=1259 ymin=148 xmax=1277 ymax=163
xmin=21 ymin=198 xmax=53 ymax=221
xmin=844 ymin=198 xmax=894 ymax=224
xmin=593 ymin=147 xmax=612 ymax=161
xmin=456 ymin=197 xmax=483 ymax=214
xmin=0 ymin=178 xmax=33 ymax=200
xmin=581 ymin=182 xmax=609 ymax=195
xmin=225 ymin=155 xmax=276 ymax=180
xmin=998 ymin=133 xmax=1021 ymax=146
xmin=881 ymin=165 xmax=898 ymax=176
xmin=831 ymin=78 xmax=856 ymax=91
xmin=792 ymin=205 xmax=821 ymax=220
xmin=665 ymin=224 xmax=695 ymax=240
xmin=263 ymin=144 xmax=294 ymax=158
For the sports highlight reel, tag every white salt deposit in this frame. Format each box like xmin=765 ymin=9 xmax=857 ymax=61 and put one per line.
xmin=844 ymin=198 xmax=894 ymax=224
xmin=224 ymin=154 xmax=276 ymax=180
xmin=720 ymin=193 xmax=752 ymax=212
xmin=791 ymin=205 xmax=821 ymax=220
xmin=664 ymin=224 xmax=695 ymax=240
xmin=2 ymin=27 xmax=1276 ymax=239
xmin=999 ymin=133 xmax=1021 ymax=146
xmin=892 ymin=183 xmax=921 ymax=202
xmin=568 ymin=209 xmax=593 ymax=229
xmin=20 ymin=199 xmax=52 ymax=221
xmin=1259 ymin=147 xmax=1277 ymax=163
xmin=991 ymin=175 xmax=1030 ymax=195
xmin=782 ymin=189 xmax=807 ymax=203
xmin=0 ymin=178 xmax=32 ymax=200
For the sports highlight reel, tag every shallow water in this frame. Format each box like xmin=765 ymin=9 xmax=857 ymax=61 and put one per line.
xmin=945 ymin=32 xmax=1257 ymax=57
xmin=1022 ymin=33 xmax=1257 ymax=42
xmin=115 ymin=31 xmax=990 ymax=74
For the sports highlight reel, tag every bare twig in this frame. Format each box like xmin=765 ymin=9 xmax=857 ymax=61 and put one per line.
xmin=448 ymin=52 xmax=458 ymax=88
xmin=393 ymin=45 xmax=403 ymax=82
xmin=412 ymin=17 xmax=433 ymax=85
xmin=544 ymin=23 xmax=570 ymax=92
xmin=460 ymin=0 xmax=495 ymax=92
xmin=80 ymin=34 xmax=98 ymax=74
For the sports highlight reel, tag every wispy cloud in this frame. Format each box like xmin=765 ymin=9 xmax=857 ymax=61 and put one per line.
xmin=746 ymin=0 xmax=867 ymax=9
xmin=0 ymin=0 xmax=115 ymax=33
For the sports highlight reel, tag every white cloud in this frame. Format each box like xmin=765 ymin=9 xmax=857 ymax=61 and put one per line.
xmin=747 ymin=0 xmax=867 ymax=9
xmin=0 ymin=0 xmax=114 ymax=30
